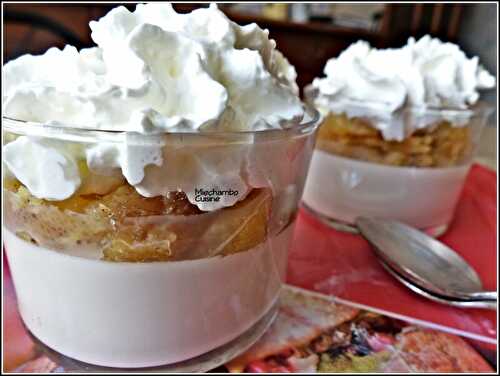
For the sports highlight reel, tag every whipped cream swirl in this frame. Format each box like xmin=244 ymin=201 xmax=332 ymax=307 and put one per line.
xmin=4 ymin=3 xmax=302 ymax=132
xmin=3 ymin=4 xmax=305 ymax=207
xmin=312 ymin=35 xmax=495 ymax=140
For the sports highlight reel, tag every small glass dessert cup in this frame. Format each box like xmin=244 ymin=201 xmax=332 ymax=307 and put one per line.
xmin=302 ymin=88 xmax=492 ymax=236
xmin=3 ymin=109 xmax=319 ymax=369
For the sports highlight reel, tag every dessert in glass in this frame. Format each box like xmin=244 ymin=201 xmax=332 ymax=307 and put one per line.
xmin=2 ymin=4 xmax=319 ymax=369
xmin=302 ymin=36 xmax=495 ymax=236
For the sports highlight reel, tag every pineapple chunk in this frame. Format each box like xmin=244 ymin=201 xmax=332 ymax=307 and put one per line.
xmin=220 ymin=189 xmax=272 ymax=256
xmin=5 ymin=177 xmax=272 ymax=262
xmin=102 ymin=230 xmax=177 ymax=262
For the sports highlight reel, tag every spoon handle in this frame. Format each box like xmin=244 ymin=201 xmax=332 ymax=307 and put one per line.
xmin=471 ymin=300 xmax=497 ymax=310
xmin=467 ymin=291 xmax=497 ymax=302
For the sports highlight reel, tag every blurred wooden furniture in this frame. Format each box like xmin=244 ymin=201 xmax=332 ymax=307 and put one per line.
xmin=386 ymin=3 xmax=464 ymax=45
xmin=3 ymin=5 xmax=96 ymax=60
xmin=3 ymin=3 xmax=463 ymax=93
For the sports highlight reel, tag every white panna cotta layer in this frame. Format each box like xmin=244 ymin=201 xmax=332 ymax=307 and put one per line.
xmin=302 ymin=150 xmax=470 ymax=229
xmin=4 ymin=225 xmax=292 ymax=368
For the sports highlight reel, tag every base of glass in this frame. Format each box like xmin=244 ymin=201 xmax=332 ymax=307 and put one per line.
xmin=301 ymin=203 xmax=450 ymax=238
xmin=22 ymin=301 xmax=279 ymax=373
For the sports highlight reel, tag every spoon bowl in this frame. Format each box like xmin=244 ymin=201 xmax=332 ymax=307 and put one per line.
xmin=355 ymin=217 xmax=496 ymax=303
xmin=380 ymin=261 xmax=497 ymax=310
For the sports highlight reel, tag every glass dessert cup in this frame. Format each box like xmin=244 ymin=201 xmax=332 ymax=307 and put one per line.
xmin=302 ymin=92 xmax=492 ymax=236
xmin=2 ymin=109 xmax=319 ymax=369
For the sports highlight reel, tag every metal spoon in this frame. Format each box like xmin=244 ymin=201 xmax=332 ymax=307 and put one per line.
xmin=355 ymin=217 xmax=497 ymax=305
xmin=380 ymin=260 xmax=497 ymax=310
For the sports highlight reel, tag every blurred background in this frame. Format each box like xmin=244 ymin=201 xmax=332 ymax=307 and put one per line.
xmin=3 ymin=3 xmax=497 ymax=124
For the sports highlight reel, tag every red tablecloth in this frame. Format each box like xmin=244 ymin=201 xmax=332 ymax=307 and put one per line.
xmin=288 ymin=164 xmax=497 ymax=349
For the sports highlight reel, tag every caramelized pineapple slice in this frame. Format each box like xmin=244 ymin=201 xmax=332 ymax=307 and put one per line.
xmin=4 ymin=186 xmax=111 ymax=250
xmin=3 ymin=178 xmax=21 ymax=193
xmin=98 ymin=187 xmax=201 ymax=262
xmin=87 ymin=185 xmax=201 ymax=223
xmin=52 ymin=195 xmax=97 ymax=213
xmin=170 ymin=188 xmax=272 ymax=260
xmin=317 ymin=113 xmax=471 ymax=167
xmin=76 ymin=160 xmax=125 ymax=196
xmin=101 ymin=188 xmax=272 ymax=262
xmin=102 ymin=227 xmax=177 ymax=262
xmin=6 ymin=177 xmax=272 ymax=262
xmin=219 ymin=189 xmax=272 ymax=256
xmin=88 ymin=185 xmax=166 ymax=221
xmin=164 ymin=188 xmax=273 ymax=260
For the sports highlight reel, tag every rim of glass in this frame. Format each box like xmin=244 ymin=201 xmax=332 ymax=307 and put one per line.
xmin=2 ymin=104 xmax=321 ymax=143
xmin=303 ymin=84 xmax=494 ymax=117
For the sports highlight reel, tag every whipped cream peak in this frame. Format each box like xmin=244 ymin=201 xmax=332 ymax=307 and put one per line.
xmin=4 ymin=136 xmax=81 ymax=200
xmin=3 ymin=4 xmax=305 ymax=209
xmin=312 ymin=35 xmax=495 ymax=140
xmin=4 ymin=3 xmax=303 ymax=133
